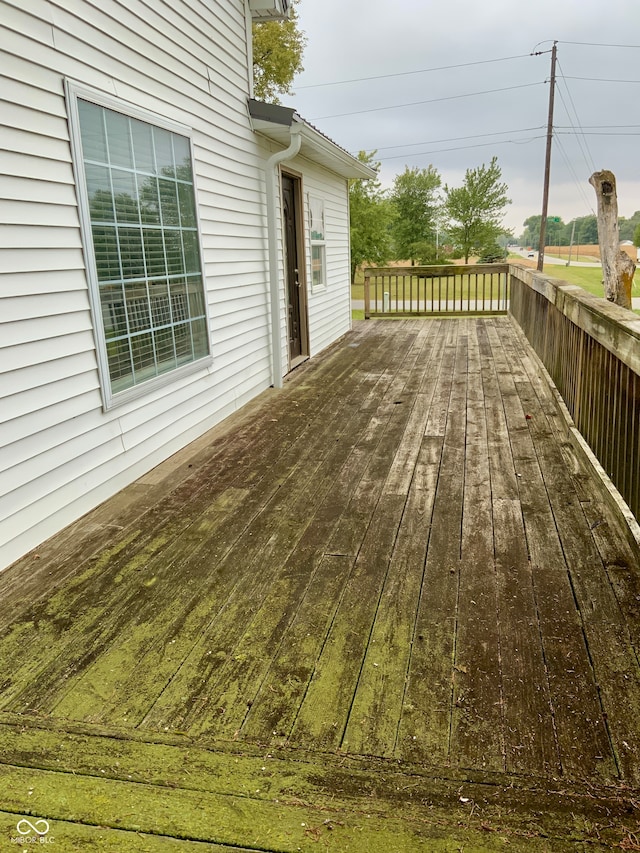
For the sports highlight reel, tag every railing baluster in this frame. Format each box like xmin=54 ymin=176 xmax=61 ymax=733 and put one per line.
xmin=361 ymin=264 xmax=510 ymax=318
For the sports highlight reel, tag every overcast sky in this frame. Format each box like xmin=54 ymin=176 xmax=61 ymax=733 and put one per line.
xmin=288 ymin=0 xmax=640 ymax=236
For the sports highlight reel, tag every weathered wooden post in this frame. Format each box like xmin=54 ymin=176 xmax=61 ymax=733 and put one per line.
xmin=589 ymin=170 xmax=636 ymax=309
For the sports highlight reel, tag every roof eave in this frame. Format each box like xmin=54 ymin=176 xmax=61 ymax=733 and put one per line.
xmin=248 ymin=0 xmax=290 ymax=22
xmin=247 ymin=99 xmax=377 ymax=181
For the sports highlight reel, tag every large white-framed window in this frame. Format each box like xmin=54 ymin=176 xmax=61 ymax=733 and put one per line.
xmin=308 ymin=195 xmax=326 ymax=289
xmin=66 ymin=81 xmax=211 ymax=408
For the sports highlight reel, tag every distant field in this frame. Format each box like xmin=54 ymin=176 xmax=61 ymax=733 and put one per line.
xmin=546 ymin=243 xmax=638 ymax=263
xmin=542 ymin=263 xmax=640 ymax=301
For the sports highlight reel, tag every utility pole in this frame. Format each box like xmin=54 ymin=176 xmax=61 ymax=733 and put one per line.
xmin=537 ymin=41 xmax=557 ymax=272
xmin=566 ymin=219 xmax=576 ymax=266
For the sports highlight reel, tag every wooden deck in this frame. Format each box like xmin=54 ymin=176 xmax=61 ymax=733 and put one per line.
xmin=1 ymin=317 xmax=640 ymax=851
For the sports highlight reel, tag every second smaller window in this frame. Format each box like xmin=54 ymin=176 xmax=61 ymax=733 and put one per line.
xmin=309 ymin=196 xmax=326 ymax=288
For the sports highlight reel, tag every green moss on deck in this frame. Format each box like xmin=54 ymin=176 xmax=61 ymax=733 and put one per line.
xmin=1 ymin=319 xmax=639 ymax=850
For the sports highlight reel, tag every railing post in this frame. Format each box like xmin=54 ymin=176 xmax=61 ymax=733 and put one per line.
xmin=364 ymin=271 xmax=371 ymax=320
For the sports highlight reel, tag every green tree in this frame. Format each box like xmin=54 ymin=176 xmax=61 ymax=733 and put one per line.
xmin=444 ymin=157 xmax=510 ymax=263
xmin=546 ymin=216 xmax=566 ymax=246
xmin=520 ymin=215 xmax=542 ymax=247
xmin=569 ymin=214 xmax=598 ymax=245
xmin=389 ymin=165 xmax=441 ymax=264
xmin=348 ymin=151 xmax=392 ymax=282
xmin=620 ymin=210 xmax=640 ymax=242
xmin=525 ymin=214 xmax=598 ymax=248
xmin=252 ymin=1 xmax=306 ymax=103
xmin=633 ymin=222 xmax=640 ymax=248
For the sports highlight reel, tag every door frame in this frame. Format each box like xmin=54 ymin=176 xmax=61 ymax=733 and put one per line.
xmin=281 ymin=168 xmax=309 ymax=369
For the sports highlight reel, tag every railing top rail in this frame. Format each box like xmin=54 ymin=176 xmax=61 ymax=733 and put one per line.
xmin=363 ymin=263 xmax=509 ymax=277
xmin=509 ymin=263 xmax=640 ymax=378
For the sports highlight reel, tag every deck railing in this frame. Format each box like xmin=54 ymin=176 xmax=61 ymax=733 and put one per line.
xmin=509 ymin=265 xmax=640 ymax=527
xmin=361 ymin=261 xmax=640 ymax=528
xmin=363 ymin=264 xmax=509 ymax=318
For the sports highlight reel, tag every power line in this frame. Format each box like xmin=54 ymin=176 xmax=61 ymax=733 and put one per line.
xmin=556 ymin=130 xmax=640 ymax=136
xmin=560 ymin=40 xmax=640 ymax=49
xmin=294 ymin=37 xmax=630 ymax=226
xmin=371 ymin=125 xmax=546 ymax=153
xmin=292 ymin=40 xmax=639 ymax=91
xmin=311 ymin=82 xmax=544 ymax=121
xmin=294 ymin=53 xmax=534 ymax=89
xmin=556 ymin=124 xmax=640 ymax=129
xmin=555 ymin=59 xmax=596 ymax=175
xmin=374 ymin=135 xmax=546 ymax=161
xmin=563 ymin=75 xmax=640 ymax=83
xmin=552 ymin=133 xmax=597 ymax=215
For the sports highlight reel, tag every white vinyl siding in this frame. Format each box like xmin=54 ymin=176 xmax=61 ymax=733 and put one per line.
xmin=300 ymin=167 xmax=352 ymax=357
xmin=0 ymin=0 xmax=356 ymax=573
xmin=0 ymin=0 xmax=272 ymax=571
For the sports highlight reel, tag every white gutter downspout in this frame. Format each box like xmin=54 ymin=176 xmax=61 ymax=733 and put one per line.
xmin=265 ymin=122 xmax=302 ymax=388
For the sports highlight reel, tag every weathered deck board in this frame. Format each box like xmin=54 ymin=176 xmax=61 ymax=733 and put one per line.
xmin=450 ymin=320 xmax=503 ymax=773
xmin=485 ymin=320 xmax=617 ymax=783
xmin=342 ymin=345 xmax=446 ymax=755
xmin=341 ymin=438 xmax=440 ymax=758
xmin=478 ymin=320 xmax=559 ymax=777
xmin=1 ymin=317 xmax=639 ymax=850
xmin=2 ymin=718 xmax=637 ymax=851
xmin=396 ymin=323 xmax=466 ymax=765
xmin=1 ymin=328 xmax=395 ymax=721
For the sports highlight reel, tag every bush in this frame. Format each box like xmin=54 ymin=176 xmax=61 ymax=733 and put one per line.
xmin=477 ymin=244 xmax=507 ymax=263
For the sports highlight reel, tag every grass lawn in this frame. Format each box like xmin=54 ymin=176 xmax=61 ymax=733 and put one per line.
xmin=541 ymin=264 xmax=605 ymax=297
xmin=542 ymin=262 xmax=640 ymax=304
